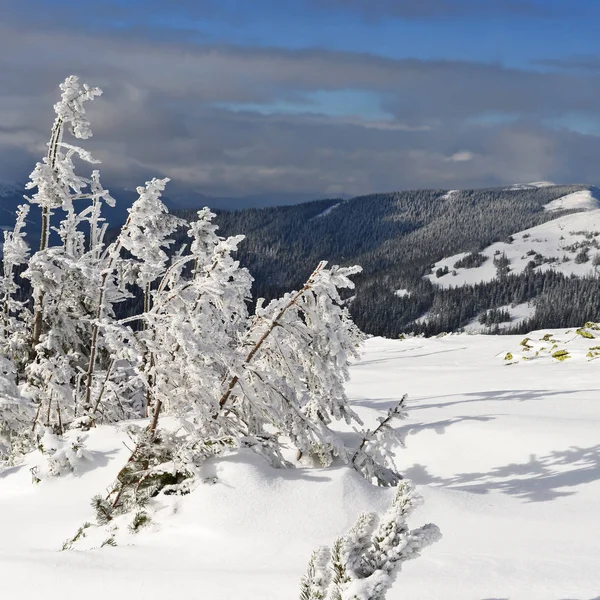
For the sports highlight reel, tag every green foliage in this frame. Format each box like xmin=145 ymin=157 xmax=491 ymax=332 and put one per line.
xmin=129 ymin=511 xmax=151 ymax=533
xmin=551 ymin=349 xmax=570 ymax=361
xmin=574 ymin=247 xmax=590 ymax=264
xmin=299 ymin=549 xmax=329 ymax=600
xmin=100 ymin=536 xmax=116 ymax=547
xmin=105 ymin=431 xmax=196 ymax=518
xmin=493 ymin=253 xmax=511 ymax=278
xmin=65 ymin=431 xmax=239 ymax=550
xmin=92 ymin=495 xmax=114 ymax=525
xmin=61 ymin=522 xmax=92 ymax=551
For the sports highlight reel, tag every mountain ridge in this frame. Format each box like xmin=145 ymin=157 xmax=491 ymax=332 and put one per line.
xmin=201 ymin=183 xmax=600 ymax=337
xmin=3 ymin=180 xmax=600 ymax=336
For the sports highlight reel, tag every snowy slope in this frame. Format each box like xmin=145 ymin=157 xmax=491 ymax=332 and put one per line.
xmin=462 ymin=301 xmax=535 ymax=333
xmin=508 ymin=181 xmax=556 ymax=190
xmin=544 ymin=188 xmax=600 ymax=212
xmin=428 ymin=189 xmax=600 ymax=289
xmin=1 ymin=333 xmax=600 ymax=599
xmin=313 ymin=201 xmax=344 ymax=218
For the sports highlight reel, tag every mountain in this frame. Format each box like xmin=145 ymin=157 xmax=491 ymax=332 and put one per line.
xmin=4 ymin=180 xmax=600 ymax=336
xmin=182 ymin=183 xmax=600 ymax=337
xmin=0 ymin=181 xmax=327 ymax=249
xmin=427 ymin=189 xmax=600 ymax=289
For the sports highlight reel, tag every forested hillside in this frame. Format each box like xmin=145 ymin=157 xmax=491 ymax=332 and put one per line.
xmin=175 ymin=184 xmax=600 ymax=337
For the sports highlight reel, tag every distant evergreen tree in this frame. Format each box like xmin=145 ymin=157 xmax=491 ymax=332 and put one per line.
xmin=173 ymin=184 xmax=596 ymax=338
xmin=454 ymin=252 xmax=487 ymax=269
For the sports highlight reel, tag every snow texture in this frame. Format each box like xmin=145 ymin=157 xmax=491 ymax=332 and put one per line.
xmin=462 ymin=302 xmax=535 ymax=333
xmin=1 ymin=332 xmax=599 ymax=599
xmin=427 ymin=188 xmax=600 ymax=289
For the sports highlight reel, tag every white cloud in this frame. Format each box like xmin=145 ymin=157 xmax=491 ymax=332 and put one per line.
xmin=446 ymin=151 xmax=475 ymax=162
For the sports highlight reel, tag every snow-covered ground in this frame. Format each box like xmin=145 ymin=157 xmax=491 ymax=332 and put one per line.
xmin=440 ymin=189 xmax=459 ymax=200
xmin=313 ymin=201 xmax=344 ymax=218
xmin=2 ymin=333 xmax=600 ymax=599
xmin=507 ymin=181 xmax=557 ymax=190
xmin=394 ymin=288 xmax=411 ymax=298
xmin=462 ymin=301 xmax=535 ymax=333
xmin=428 ymin=189 xmax=600 ymax=289
xmin=544 ymin=189 xmax=600 ymax=212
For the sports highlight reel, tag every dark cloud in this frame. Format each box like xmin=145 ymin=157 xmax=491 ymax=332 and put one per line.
xmin=6 ymin=0 xmax=557 ymax=24
xmin=1 ymin=20 xmax=600 ymax=199
xmin=307 ymin=0 xmax=569 ymax=19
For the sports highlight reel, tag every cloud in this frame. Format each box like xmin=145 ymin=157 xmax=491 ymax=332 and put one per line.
xmin=1 ymin=18 xmax=600 ymax=199
xmin=534 ymin=56 xmax=600 ymax=72
xmin=7 ymin=0 xmax=563 ymax=25
xmin=307 ymin=0 xmax=570 ymax=19
xmin=445 ymin=151 xmax=474 ymax=162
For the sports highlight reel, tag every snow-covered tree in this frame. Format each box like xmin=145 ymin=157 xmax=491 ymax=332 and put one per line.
xmin=20 ymin=77 xmax=120 ymax=433
xmin=84 ymin=253 xmax=399 ymax=541
xmin=0 ymin=205 xmax=34 ymax=458
xmin=26 ymin=75 xmax=103 ymax=252
xmin=1 ymin=81 xmax=437 ymax=596
xmin=300 ymin=480 xmax=441 ymax=600
xmin=0 ymin=204 xmax=31 ymax=371
xmin=0 ymin=354 xmax=33 ymax=460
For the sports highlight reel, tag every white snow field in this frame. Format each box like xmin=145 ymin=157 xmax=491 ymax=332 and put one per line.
xmin=2 ymin=332 xmax=600 ymax=599
xmin=462 ymin=302 xmax=535 ymax=333
xmin=428 ymin=189 xmax=600 ymax=289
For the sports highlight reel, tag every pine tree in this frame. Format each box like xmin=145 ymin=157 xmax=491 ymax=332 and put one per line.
xmin=299 ymin=481 xmax=441 ymax=600
xmin=22 ymin=76 xmax=115 ymax=433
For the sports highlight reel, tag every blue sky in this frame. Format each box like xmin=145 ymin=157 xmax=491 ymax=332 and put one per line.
xmin=2 ymin=0 xmax=600 ymax=200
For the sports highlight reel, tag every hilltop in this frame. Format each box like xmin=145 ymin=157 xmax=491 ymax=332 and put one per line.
xmin=203 ymin=184 xmax=600 ymax=336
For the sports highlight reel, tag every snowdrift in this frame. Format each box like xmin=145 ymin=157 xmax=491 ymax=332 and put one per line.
xmin=2 ymin=332 xmax=600 ymax=599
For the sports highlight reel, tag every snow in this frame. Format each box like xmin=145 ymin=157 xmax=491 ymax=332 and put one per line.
xmin=394 ymin=288 xmax=410 ymax=298
xmin=507 ymin=181 xmax=556 ymax=190
xmin=527 ymin=181 xmax=556 ymax=187
xmin=428 ymin=189 xmax=600 ymax=289
xmin=440 ymin=190 xmax=459 ymax=200
xmin=2 ymin=333 xmax=600 ymax=599
xmin=313 ymin=201 xmax=343 ymax=218
xmin=544 ymin=188 xmax=600 ymax=212
xmin=462 ymin=302 xmax=535 ymax=333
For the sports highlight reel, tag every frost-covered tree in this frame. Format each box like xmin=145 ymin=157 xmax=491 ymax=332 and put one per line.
xmin=0 ymin=205 xmax=34 ymax=458
xmin=300 ymin=480 xmax=441 ymax=600
xmin=0 ymin=204 xmax=31 ymax=371
xmin=26 ymin=76 xmax=103 ymax=252
xmin=26 ymin=76 xmax=104 ymax=358
xmin=0 ymin=354 xmax=33 ymax=460
xmin=21 ymin=77 xmax=118 ymax=433
xmin=81 ymin=260 xmax=412 ymax=550
xmin=90 ymin=242 xmax=372 ymax=530
xmin=0 ymin=80 xmax=433 ymax=581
